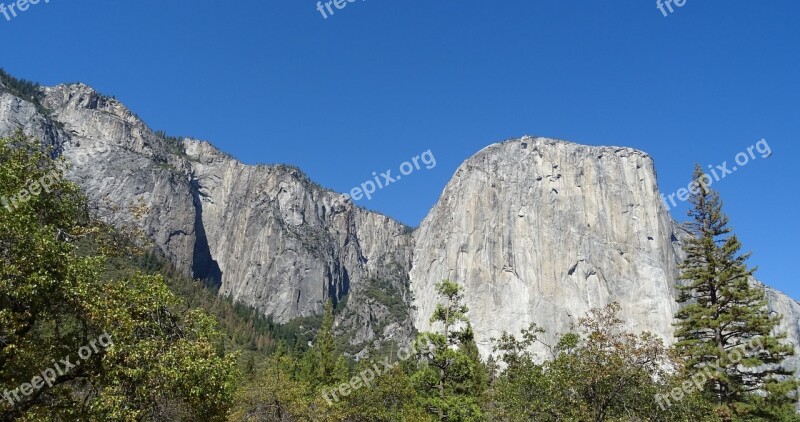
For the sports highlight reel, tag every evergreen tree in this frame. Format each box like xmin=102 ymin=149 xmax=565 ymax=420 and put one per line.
xmin=300 ymin=299 xmax=343 ymax=387
xmin=412 ymin=280 xmax=484 ymax=421
xmin=461 ymin=323 xmax=489 ymax=400
xmin=274 ymin=339 xmax=289 ymax=358
xmin=245 ymin=353 xmax=256 ymax=375
xmin=230 ymin=354 xmax=349 ymax=422
xmin=674 ymin=165 xmax=797 ymax=419
xmin=344 ymin=361 xmax=433 ymax=421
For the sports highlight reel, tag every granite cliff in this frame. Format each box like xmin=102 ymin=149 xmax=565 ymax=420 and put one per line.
xmin=1 ymin=77 xmax=797 ymax=365
xmin=408 ymin=138 xmax=800 ymax=367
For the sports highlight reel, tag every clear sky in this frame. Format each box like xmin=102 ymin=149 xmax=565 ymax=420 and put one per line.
xmin=2 ymin=1 xmax=798 ymax=298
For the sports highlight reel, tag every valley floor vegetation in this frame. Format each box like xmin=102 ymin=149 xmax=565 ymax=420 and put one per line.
xmin=1 ymin=132 xmax=798 ymax=421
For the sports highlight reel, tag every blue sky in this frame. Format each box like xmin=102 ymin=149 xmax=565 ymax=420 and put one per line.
xmin=2 ymin=1 xmax=798 ymax=299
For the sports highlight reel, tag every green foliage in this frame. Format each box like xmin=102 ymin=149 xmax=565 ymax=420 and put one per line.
xmin=411 ymin=280 xmax=485 ymax=421
xmin=230 ymin=353 xmax=351 ymax=422
xmin=299 ymin=300 xmax=347 ymax=387
xmin=3 ymin=131 xmax=798 ymax=421
xmin=674 ymin=164 xmax=798 ymax=419
xmin=153 ymin=130 xmax=187 ymax=158
xmin=343 ymin=361 xmax=434 ymax=421
xmin=0 ymin=132 xmax=238 ymax=421
xmin=493 ymin=303 xmax=716 ymax=421
xmin=130 ymin=249 xmax=324 ymax=356
xmin=362 ymin=276 xmax=409 ymax=327
xmin=230 ymin=278 xmax=796 ymax=422
xmin=0 ymin=69 xmax=46 ymax=116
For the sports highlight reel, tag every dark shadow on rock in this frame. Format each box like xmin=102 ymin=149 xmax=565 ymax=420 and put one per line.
xmin=190 ymin=179 xmax=222 ymax=290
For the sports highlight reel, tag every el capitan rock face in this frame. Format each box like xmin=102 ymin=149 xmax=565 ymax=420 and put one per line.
xmin=409 ymin=137 xmax=686 ymax=357
xmin=1 ymin=79 xmax=797 ymax=365
xmin=407 ymin=137 xmax=800 ymax=365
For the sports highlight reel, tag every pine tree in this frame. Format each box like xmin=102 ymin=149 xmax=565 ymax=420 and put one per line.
xmin=461 ymin=323 xmax=489 ymax=400
xmin=301 ymin=299 xmax=343 ymax=386
xmin=245 ymin=354 xmax=256 ymax=375
xmin=674 ymin=165 xmax=797 ymax=419
xmin=412 ymin=280 xmax=484 ymax=421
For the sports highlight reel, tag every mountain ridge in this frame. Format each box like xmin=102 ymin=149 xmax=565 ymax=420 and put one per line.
xmin=1 ymin=74 xmax=797 ymax=368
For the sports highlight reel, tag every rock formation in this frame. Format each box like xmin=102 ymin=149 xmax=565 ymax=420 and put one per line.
xmin=408 ymin=137 xmax=800 ymax=364
xmin=1 ymin=77 xmax=797 ymax=366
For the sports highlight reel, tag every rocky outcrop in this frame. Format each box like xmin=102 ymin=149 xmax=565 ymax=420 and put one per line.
xmin=766 ymin=287 xmax=800 ymax=371
xmin=0 ymin=81 xmax=416 ymax=351
xmin=0 ymin=77 xmax=797 ymax=365
xmin=409 ymin=138 xmax=683 ymax=356
xmin=183 ymin=139 xmax=413 ymax=328
xmin=41 ymin=84 xmax=199 ymax=275
xmin=408 ymin=137 xmax=800 ymax=361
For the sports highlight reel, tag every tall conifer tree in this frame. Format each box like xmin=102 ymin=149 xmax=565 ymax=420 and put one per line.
xmin=674 ymin=165 xmax=797 ymax=419
xmin=412 ymin=280 xmax=484 ymax=421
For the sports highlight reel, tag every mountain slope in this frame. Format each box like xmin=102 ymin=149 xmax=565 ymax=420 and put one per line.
xmin=0 ymin=78 xmax=415 ymax=353
xmin=0 ymin=75 xmax=797 ymax=368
